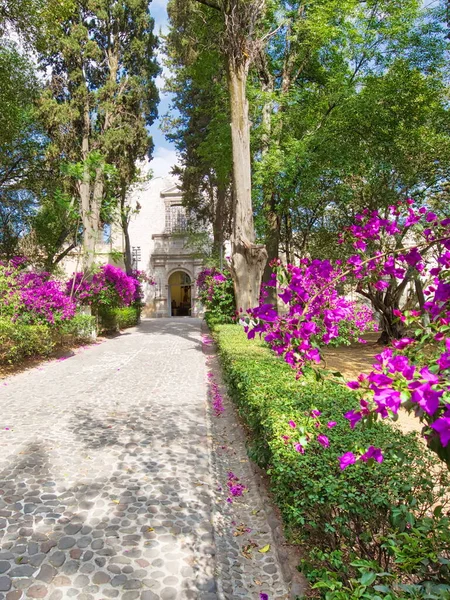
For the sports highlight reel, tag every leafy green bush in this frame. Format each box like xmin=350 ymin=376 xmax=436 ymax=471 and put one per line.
xmin=98 ymin=306 xmax=118 ymax=333
xmin=0 ymin=318 xmax=55 ymax=363
xmin=59 ymin=313 xmax=96 ymax=342
xmin=98 ymin=305 xmax=140 ymax=333
xmin=115 ymin=306 xmax=140 ymax=329
xmin=196 ymin=267 xmax=235 ymax=326
xmin=212 ymin=324 xmax=450 ymax=598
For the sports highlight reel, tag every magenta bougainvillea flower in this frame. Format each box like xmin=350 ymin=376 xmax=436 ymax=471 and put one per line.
xmin=339 ymin=452 xmax=356 ymax=470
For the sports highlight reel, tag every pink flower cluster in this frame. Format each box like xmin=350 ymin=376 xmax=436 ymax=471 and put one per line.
xmin=197 ymin=267 xmax=227 ymax=302
xmin=247 ymin=260 xmax=375 ymax=373
xmin=67 ymin=265 xmax=139 ymax=307
xmin=207 ymin=371 xmax=225 ymax=416
xmin=1 ymin=260 xmax=76 ymax=325
xmin=226 ymin=471 xmax=246 ymax=503
xmin=247 ymin=199 xmax=450 ymax=465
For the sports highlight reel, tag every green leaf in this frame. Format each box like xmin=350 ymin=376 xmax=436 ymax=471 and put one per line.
xmin=360 ymin=572 xmax=377 ymax=586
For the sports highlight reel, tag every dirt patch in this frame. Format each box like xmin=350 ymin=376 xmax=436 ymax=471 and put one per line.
xmin=322 ymin=334 xmax=422 ymax=436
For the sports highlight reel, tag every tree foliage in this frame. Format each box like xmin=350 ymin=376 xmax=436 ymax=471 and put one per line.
xmin=37 ymin=0 xmax=160 ymax=270
xmin=166 ymin=0 xmax=450 ymax=283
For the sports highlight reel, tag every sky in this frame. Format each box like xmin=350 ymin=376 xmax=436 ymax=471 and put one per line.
xmin=149 ymin=0 xmax=179 ymax=178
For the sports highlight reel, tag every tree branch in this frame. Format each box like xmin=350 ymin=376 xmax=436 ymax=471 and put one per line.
xmin=194 ymin=0 xmax=222 ymax=11
xmin=53 ymin=242 xmax=78 ymax=266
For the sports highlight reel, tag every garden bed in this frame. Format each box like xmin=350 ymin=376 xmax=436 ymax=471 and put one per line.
xmin=212 ymin=324 xmax=450 ymax=599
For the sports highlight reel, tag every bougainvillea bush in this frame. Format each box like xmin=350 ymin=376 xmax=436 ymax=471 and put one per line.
xmin=0 ymin=258 xmax=77 ymax=363
xmin=66 ymin=264 xmax=141 ymax=332
xmin=247 ymin=200 xmax=450 ymax=468
xmin=1 ymin=259 xmax=76 ymax=326
xmin=197 ymin=267 xmax=236 ymax=327
xmin=67 ymin=264 xmax=139 ymax=310
xmin=0 ymin=259 xmax=141 ymax=363
xmin=214 ymin=324 xmax=450 ymax=599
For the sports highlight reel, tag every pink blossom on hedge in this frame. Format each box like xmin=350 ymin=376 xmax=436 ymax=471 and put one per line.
xmin=294 ymin=443 xmax=305 ymax=454
xmin=317 ymin=435 xmax=329 ymax=448
xmin=339 ymin=452 xmax=356 ymax=470
xmin=360 ymin=446 xmax=384 ymax=464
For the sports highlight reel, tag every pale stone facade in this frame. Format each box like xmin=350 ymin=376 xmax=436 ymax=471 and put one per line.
xmin=127 ymin=176 xmax=205 ymax=317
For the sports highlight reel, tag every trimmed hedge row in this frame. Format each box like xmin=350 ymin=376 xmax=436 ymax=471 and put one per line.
xmin=98 ymin=306 xmax=141 ymax=333
xmin=0 ymin=314 xmax=96 ymax=364
xmin=0 ymin=319 xmax=55 ymax=363
xmin=213 ymin=325 xmax=449 ymax=597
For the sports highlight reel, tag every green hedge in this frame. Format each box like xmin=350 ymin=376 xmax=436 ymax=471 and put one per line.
xmin=59 ymin=313 xmax=96 ymax=342
xmin=0 ymin=318 xmax=55 ymax=363
xmin=116 ymin=306 xmax=140 ymax=329
xmin=213 ymin=325 xmax=450 ymax=598
xmin=98 ymin=305 xmax=140 ymax=333
xmin=0 ymin=314 xmax=97 ymax=365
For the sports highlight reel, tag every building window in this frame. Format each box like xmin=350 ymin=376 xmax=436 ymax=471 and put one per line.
xmin=103 ymin=223 xmax=111 ymax=243
xmin=165 ymin=204 xmax=188 ymax=233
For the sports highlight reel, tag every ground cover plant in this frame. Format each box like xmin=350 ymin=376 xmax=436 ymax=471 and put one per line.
xmin=213 ymin=324 xmax=450 ymax=599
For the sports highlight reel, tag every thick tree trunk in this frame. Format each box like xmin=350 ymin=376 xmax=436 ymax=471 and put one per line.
xmin=357 ymin=285 xmax=405 ymax=344
xmin=227 ymin=61 xmax=267 ymax=312
xmin=120 ymin=183 xmax=133 ymax=275
xmin=212 ymin=185 xmax=226 ymax=258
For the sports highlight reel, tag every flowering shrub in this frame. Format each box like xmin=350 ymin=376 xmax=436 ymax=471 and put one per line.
xmin=315 ymin=304 xmax=378 ymax=347
xmin=1 ymin=259 xmax=75 ymax=325
xmin=197 ymin=267 xmax=235 ymax=326
xmin=0 ymin=260 xmax=142 ymax=363
xmin=67 ymin=264 xmax=139 ymax=310
xmin=213 ymin=324 xmax=449 ymax=596
xmin=246 ymin=200 xmax=450 ymax=467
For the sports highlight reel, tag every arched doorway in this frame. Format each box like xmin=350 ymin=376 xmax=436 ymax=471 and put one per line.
xmin=168 ymin=271 xmax=192 ymax=316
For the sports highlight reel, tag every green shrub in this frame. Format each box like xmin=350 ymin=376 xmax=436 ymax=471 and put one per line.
xmin=212 ymin=324 xmax=450 ymax=597
xmin=59 ymin=313 xmax=96 ymax=342
xmin=115 ymin=306 xmax=140 ymax=329
xmin=98 ymin=305 xmax=140 ymax=333
xmin=0 ymin=318 xmax=55 ymax=363
xmin=98 ymin=306 xmax=118 ymax=333
xmin=197 ymin=267 xmax=236 ymax=325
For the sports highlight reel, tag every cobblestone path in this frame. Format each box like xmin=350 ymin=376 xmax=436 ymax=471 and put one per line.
xmin=0 ymin=319 xmax=291 ymax=600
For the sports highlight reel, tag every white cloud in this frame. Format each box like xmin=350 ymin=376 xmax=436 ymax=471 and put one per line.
xmin=149 ymin=147 xmax=179 ymax=178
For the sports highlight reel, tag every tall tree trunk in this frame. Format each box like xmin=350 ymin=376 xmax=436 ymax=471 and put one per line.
xmin=80 ymin=98 xmax=96 ymax=272
xmin=263 ymin=192 xmax=280 ymax=299
xmin=213 ymin=184 xmax=226 ymax=258
xmin=120 ymin=182 xmax=133 ymax=275
xmin=227 ymin=61 xmax=267 ymax=312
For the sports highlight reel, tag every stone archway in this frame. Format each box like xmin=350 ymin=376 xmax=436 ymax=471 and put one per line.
xmin=168 ymin=270 xmax=192 ymax=317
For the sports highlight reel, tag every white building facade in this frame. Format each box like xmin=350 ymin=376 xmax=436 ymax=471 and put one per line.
xmin=127 ymin=176 xmax=205 ymax=318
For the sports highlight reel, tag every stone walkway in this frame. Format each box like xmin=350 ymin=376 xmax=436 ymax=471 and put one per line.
xmin=0 ymin=319 xmax=291 ymax=600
